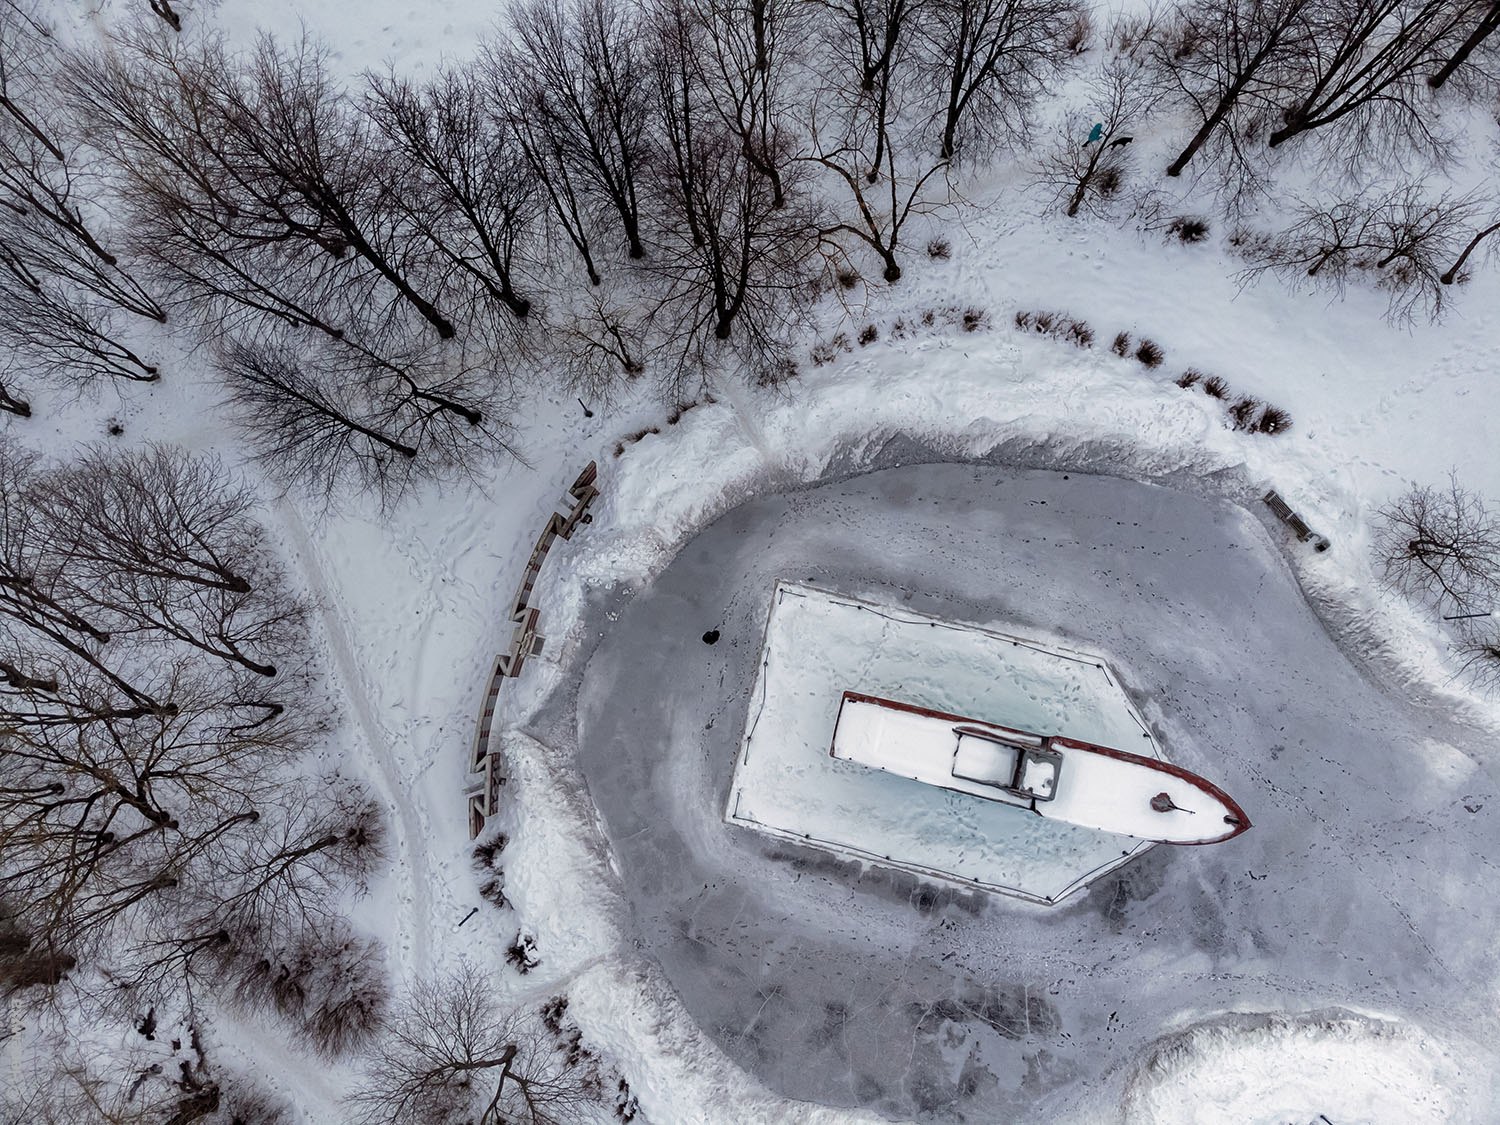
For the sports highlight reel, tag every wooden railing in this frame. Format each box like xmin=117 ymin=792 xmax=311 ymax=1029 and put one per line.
xmin=468 ymin=462 xmax=600 ymax=838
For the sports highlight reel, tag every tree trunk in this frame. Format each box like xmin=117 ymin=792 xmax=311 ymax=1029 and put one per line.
xmin=624 ymin=213 xmax=646 ymax=260
xmin=0 ymin=384 xmax=30 ymax=418
xmin=1266 ymin=119 xmax=1298 ymax=147
xmin=328 ymin=207 xmax=456 ymax=340
xmin=409 ymin=384 xmax=483 ymax=425
xmin=0 ymin=97 xmax=64 ymax=161
xmin=1429 ymin=1 xmax=1500 ymax=88
xmin=1441 ymin=220 xmax=1500 ymax=284
xmin=1167 ymin=100 xmax=1234 ymax=176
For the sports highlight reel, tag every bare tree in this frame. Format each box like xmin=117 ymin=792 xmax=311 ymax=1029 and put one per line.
xmin=1264 ymin=0 xmax=1478 ymax=160
xmin=0 ymin=5 xmax=155 ymax=301
xmin=0 ymin=380 xmax=29 ymax=418
xmin=222 ymin=923 xmax=389 ymax=1057
xmin=807 ymin=142 xmax=948 ymax=281
xmin=0 ymin=440 xmax=391 ymax=1036
xmin=815 ymin=0 xmax=929 ymax=182
xmin=0 ymin=199 xmax=164 ymax=322
xmin=30 ymin=447 xmax=305 ymax=677
xmin=0 ymin=0 xmax=65 ymax=162
xmin=1428 ymin=0 xmax=1499 ymax=88
xmin=806 ymin=0 xmax=951 ymax=277
xmin=366 ymin=64 xmax=540 ymax=324
xmin=1453 ymin=628 xmax=1500 ymax=692
xmin=3 ymin=1018 xmax=294 ymax=1124
xmin=1036 ymin=59 xmax=1149 ymax=217
xmin=1236 ymin=184 xmax=1480 ymax=321
xmin=648 ymin=0 xmax=822 ymax=392
xmin=227 ymin=35 xmax=458 ymax=340
xmin=507 ymin=96 xmax=607 ymax=286
xmin=65 ymin=29 xmax=456 ymax=343
xmin=215 ymin=331 xmax=509 ymax=504
xmin=0 ymin=446 xmax=315 ymax=965
xmin=147 ymin=0 xmax=184 ymax=33
xmin=1150 ymin=0 xmax=1312 ymax=180
xmin=805 ymin=84 xmax=950 ymax=281
xmin=1441 ymin=212 xmax=1500 ymax=283
xmin=818 ymin=0 xmax=928 ymax=101
xmin=0 ymin=247 xmax=160 ymax=385
xmin=551 ymin=286 xmax=648 ymax=399
xmin=0 ymin=118 xmax=158 ymax=302
xmin=0 ymin=3 xmax=164 ymax=406
xmin=62 ymin=39 xmax=355 ymax=343
xmin=914 ymin=0 xmax=1085 ymax=160
xmin=694 ymin=0 xmax=808 ymax=209
xmin=502 ymin=0 xmax=654 ymax=263
xmin=348 ymin=963 xmax=607 ymax=1125
xmin=1375 ymin=473 xmax=1500 ymax=613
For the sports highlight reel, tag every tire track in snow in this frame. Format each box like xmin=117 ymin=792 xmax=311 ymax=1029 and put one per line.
xmin=276 ymin=501 xmax=434 ymax=977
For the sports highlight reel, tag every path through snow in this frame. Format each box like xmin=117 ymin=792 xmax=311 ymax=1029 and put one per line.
xmin=277 ymin=502 xmax=435 ymax=980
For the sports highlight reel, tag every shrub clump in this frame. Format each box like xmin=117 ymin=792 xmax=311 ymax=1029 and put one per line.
xmin=1135 ymin=338 xmax=1165 ymax=367
xmin=1065 ymin=319 xmax=1094 ymax=348
xmin=1228 ymin=395 xmax=1261 ymax=429
xmin=1111 ymin=331 xmax=1132 ymax=356
xmin=927 ymin=237 xmax=952 ymax=260
xmin=1254 ymin=405 xmax=1293 ymax=434
xmin=1167 ymin=216 xmax=1211 ymax=243
xmin=506 ymin=933 xmax=541 ymax=974
xmin=1015 ymin=310 xmax=1094 ymax=348
xmin=1064 ymin=10 xmax=1093 ymax=52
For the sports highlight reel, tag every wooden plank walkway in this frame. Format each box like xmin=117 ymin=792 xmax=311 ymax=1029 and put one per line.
xmin=468 ymin=462 xmax=599 ymax=838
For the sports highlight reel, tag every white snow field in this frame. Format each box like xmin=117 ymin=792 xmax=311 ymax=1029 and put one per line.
xmin=727 ymin=581 xmax=1158 ymax=903
xmin=15 ymin=2 xmax=1497 ymax=1123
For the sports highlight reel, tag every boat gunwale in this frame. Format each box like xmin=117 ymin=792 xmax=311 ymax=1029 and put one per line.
xmin=833 ymin=690 xmax=1252 ymax=844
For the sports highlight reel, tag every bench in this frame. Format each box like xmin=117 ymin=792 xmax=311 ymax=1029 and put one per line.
xmin=1262 ymin=490 xmax=1330 ymax=552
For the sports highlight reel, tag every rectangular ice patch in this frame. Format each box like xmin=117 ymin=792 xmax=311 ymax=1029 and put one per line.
xmin=725 ymin=581 xmax=1158 ymax=905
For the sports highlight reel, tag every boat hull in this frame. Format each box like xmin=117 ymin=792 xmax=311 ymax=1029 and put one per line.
xmin=830 ymin=692 xmax=1250 ymax=845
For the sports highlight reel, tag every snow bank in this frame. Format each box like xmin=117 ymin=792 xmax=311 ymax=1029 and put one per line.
xmin=1124 ymin=1009 xmax=1486 ymax=1125
xmin=501 ymin=730 xmax=894 ymax=1125
xmin=539 ymin=331 xmax=1500 ymax=741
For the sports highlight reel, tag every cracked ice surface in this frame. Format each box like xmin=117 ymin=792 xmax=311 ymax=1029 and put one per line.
xmin=728 ymin=582 xmax=1153 ymax=903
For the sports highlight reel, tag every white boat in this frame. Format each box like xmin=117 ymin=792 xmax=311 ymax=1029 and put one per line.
xmin=830 ymin=691 xmax=1250 ymax=845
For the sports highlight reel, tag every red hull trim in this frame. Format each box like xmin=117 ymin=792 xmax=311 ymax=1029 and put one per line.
xmin=836 ymin=690 xmax=1251 ymax=844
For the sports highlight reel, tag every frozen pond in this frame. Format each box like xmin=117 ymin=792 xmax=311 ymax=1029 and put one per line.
xmin=560 ymin=464 xmax=1500 ymax=1121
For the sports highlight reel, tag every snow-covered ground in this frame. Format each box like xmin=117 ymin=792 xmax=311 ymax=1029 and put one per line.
xmin=11 ymin=2 xmax=1498 ymax=1122
xmin=20 ymin=296 xmax=1499 ymax=1123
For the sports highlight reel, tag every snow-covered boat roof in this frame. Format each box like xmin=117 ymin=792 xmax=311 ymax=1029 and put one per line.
xmin=831 ymin=692 xmax=1250 ymax=845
